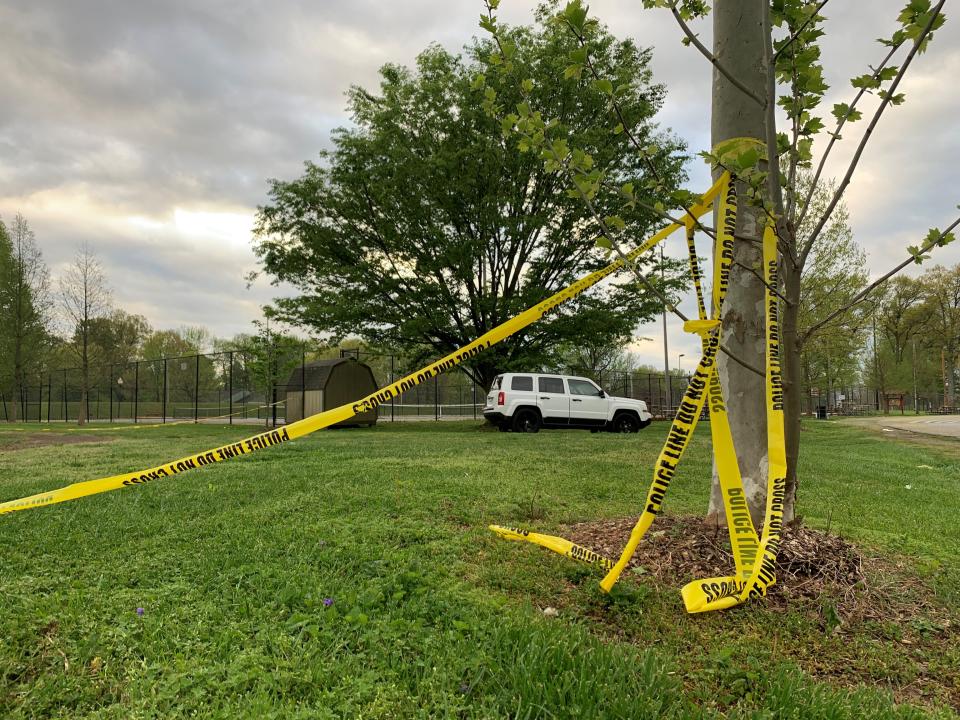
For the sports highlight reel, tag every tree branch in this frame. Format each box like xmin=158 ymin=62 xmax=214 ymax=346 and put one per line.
xmin=761 ymin=0 xmax=786 ymax=221
xmin=773 ymin=0 xmax=830 ymax=61
xmin=796 ymin=40 xmax=902 ymax=246
xmin=670 ymin=5 xmax=766 ymax=108
xmin=802 ymin=215 xmax=960 ymax=341
xmin=801 ymin=0 xmax=944 ymax=257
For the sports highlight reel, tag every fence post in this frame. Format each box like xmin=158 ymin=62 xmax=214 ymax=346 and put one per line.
xmin=109 ymin=364 xmax=114 ymax=424
xmin=472 ymin=375 xmax=477 ymax=420
xmin=390 ymin=354 xmax=395 ymax=422
xmin=63 ymin=369 xmax=68 ymax=422
xmin=194 ymin=355 xmax=200 ymax=423
xmin=134 ymin=361 xmax=139 ymax=424
xmin=228 ymin=352 xmax=233 ymax=425
xmin=434 ymin=374 xmax=439 ymax=421
xmin=47 ymin=374 xmax=51 ymax=423
xmin=301 ymin=350 xmax=306 ymax=422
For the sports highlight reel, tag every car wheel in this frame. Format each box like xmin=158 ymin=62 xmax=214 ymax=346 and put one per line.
xmin=512 ymin=408 xmax=542 ymax=433
xmin=613 ymin=413 xmax=639 ymax=434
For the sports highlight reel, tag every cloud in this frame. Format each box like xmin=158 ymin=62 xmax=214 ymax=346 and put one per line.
xmin=0 ymin=0 xmax=957 ymax=360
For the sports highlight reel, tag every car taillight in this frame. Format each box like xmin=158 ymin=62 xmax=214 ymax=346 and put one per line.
xmin=498 ymin=391 xmax=505 ymax=406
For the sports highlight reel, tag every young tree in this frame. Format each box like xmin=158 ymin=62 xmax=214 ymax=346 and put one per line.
xmin=0 ymin=214 xmax=51 ymax=423
xmin=60 ymin=243 xmax=111 ymax=425
xmin=253 ymin=11 xmax=687 ymax=390
xmin=480 ymin=0 xmax=951 ymax=524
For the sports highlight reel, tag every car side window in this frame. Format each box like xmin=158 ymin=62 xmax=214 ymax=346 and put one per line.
xmin=568 ymin=379 xmax=602 ymax=396
xmin=511 ymin=376 xmax=533 ymax=391
xmin=538 ymin=377 xmax=565 ymax=394
xmin=491 ymin=376 xmax=502 ymax=390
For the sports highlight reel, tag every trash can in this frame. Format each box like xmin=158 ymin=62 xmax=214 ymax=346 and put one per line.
xmin=816 ymin=405 xmax=827 ymax=419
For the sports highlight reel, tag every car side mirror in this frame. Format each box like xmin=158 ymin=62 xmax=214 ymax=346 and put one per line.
xmin=599 ymin=390 xmax=606 ymax=398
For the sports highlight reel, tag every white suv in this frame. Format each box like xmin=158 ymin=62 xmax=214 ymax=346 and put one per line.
xmin=483 ymin=373 xmax=653 ymax=433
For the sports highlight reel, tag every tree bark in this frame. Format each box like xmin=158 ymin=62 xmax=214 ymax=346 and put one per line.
xmin=780 ymin=256 xmax=801 ymax=521
xmin=707 ymin=0 xmax=777 ymax=527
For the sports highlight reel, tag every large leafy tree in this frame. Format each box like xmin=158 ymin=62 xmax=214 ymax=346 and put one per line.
xmin=0 ymin=214 xmax=51 ymax=422
xmin=253 ymin=9 xmax=686 ymax=389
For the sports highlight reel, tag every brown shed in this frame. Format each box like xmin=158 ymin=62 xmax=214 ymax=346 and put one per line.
xmin=284 ymin=358 xmax=379 ymax=427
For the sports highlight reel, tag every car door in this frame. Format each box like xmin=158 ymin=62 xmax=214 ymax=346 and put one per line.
xmin=567 ymin=377 xmax=609 ymax=426
xmin=536 ymin=376 xmax=569 ymax=425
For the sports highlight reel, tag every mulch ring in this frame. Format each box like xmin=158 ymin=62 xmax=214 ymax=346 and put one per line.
xmin=564 ymin=515 xmax=953 ymax=625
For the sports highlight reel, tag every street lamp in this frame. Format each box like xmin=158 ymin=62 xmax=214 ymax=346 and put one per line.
xmin=677 ymin=353 xmax=685 ymax=375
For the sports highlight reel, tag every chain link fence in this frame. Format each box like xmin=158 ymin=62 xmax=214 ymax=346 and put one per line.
xmin=4 ymin=348 xmax=954 ymax=425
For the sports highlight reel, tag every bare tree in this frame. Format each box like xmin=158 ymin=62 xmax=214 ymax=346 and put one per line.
xmin=60 ymin=243 xmax=111 ymax=425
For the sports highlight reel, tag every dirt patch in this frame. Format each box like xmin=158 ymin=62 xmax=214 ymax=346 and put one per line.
xmin=0 ymin=431 xmax=115 ymax=451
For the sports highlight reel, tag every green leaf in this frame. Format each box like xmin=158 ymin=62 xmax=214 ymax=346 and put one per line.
xmin=878 ymin=66 xmax=900 ymax=82
xmin=907 ymin=245 xmax=925 ymax=264
xmin=851 ymin=74 xmax=881 ymax=90
xmin=562 ymin=0 xmax=589 ymax=33
xmin=831 ymin=103 xmax=862 ymax=122
xmin=563 ymin=64 xmax=583 ymax=80
xmin=735 ymin=148 xmax=760 ymax=170
xmin=595 ymin=236 xmax=612 ymax=249
xmin=604 ymin=215 xmax=626 ymax=231
xmin=592 ymin=78 xmax=613 ymax=96
xmin=521 ymin=78 xmax=534 ymax=93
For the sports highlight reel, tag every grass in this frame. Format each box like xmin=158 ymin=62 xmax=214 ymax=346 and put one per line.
xmin=0 ymin=418 xmax=957 ymax=718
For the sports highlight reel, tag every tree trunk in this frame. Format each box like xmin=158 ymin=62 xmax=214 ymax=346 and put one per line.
xmin=780 ymin=255 xmax=801 ymax=521
xmin=10 ymin=367 xmax=19 ymax=424
xmin=706 ymin=0 xmax=775 ymax=527
xmin=79 ymin=326 xmax=88 ymax=425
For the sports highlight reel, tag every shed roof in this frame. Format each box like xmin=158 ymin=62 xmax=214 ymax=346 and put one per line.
xmin=284 ymin=357 xmax=373 ymax=391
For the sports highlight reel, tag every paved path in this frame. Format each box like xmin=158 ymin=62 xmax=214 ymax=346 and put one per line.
xmin=861 ymin=415 xmax=960 ymax=439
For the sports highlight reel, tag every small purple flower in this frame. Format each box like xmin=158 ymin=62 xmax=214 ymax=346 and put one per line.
xmin=322 ymin=598 xmax=334 ymax=607
xmin=136 ymin=607 xmax=144 ymax=616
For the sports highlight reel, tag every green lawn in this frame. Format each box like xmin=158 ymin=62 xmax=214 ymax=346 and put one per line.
xmin=0 ymin=419 xmax=957 ymax=718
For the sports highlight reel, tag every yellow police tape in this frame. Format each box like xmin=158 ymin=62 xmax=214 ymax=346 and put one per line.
xmin=490 ymin=526 xmax=613 ymax=571
xmin=0 ymin=177 xmax=722 ymax=516
xmin=490 ymin=163 xmax=790 ymax=613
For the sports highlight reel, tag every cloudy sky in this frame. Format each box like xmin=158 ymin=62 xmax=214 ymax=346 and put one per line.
xmin=1 ymin=1 xmax=957 ymax=366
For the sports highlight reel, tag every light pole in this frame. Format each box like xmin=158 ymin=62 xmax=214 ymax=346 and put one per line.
xmin=677 ymin=353 xmax=685 ymax=375
xmin=661 ymin=244 xmax=670 ymax=414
